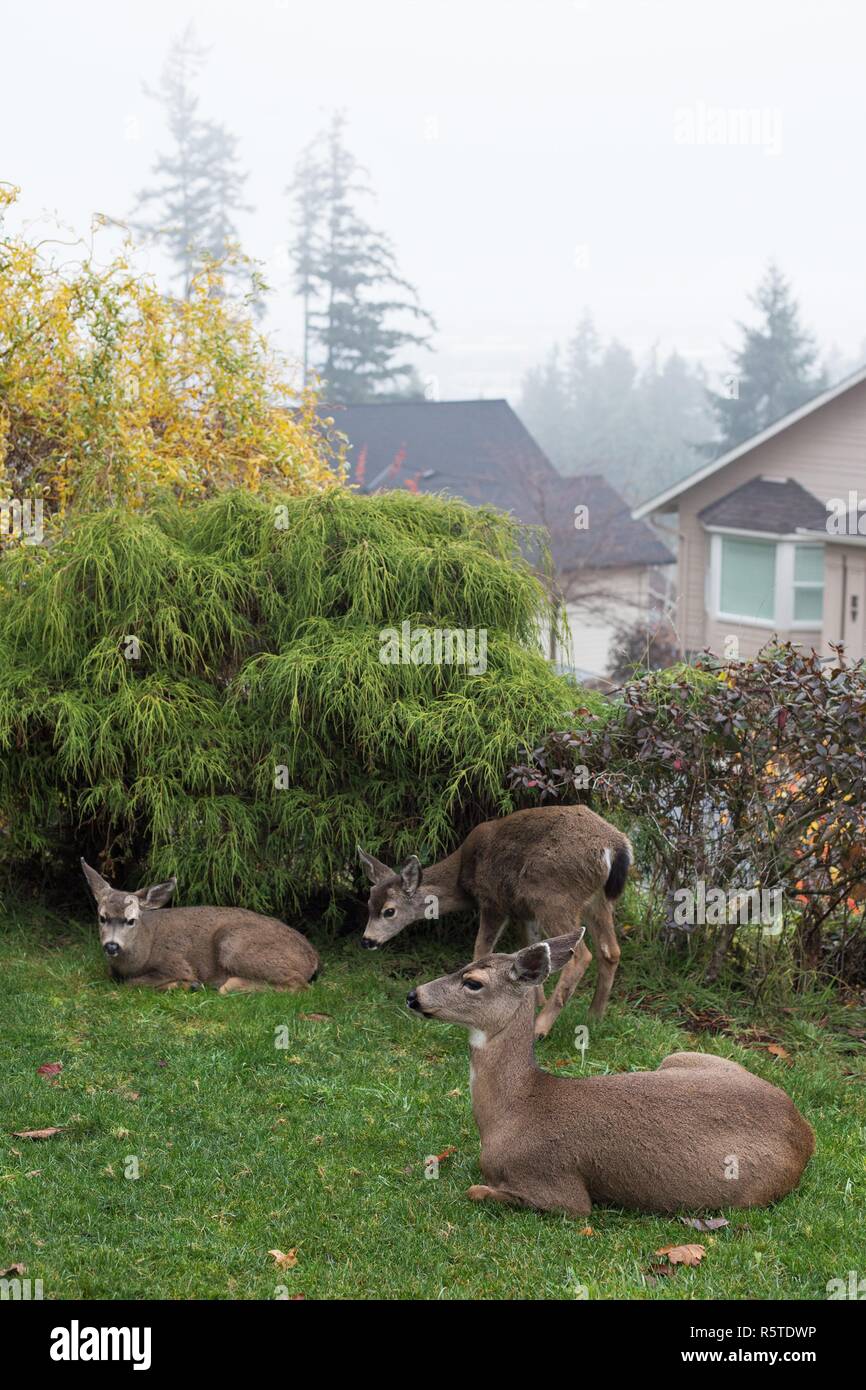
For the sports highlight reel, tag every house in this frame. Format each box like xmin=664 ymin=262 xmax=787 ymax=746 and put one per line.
xmin=325 ymin=398 xmax=674 ymax=679
xmin=632 ymin=364 xmax=866 ymax=662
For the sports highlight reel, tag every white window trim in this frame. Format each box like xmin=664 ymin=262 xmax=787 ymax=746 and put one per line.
xmin=707 ymin=530 xmax=824 ymax=631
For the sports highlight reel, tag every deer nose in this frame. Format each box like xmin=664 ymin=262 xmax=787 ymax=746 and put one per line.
xmin=406 ymin=989 xmax=420 ymax=1010
xmin=104 ymin=941 xmax=121 ymax=957
xmin=361 ymin=937 xmax=378 ymax=950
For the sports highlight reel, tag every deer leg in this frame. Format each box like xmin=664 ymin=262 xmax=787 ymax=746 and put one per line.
xmin=468 ymin=1177 xmax=592 ymax=1218
xmin=121 ymin=971 xmax=200 ymax=990
xmin=218 ymin=974 xmax=308 ymax=995
xmin=472 ymin=907 xmax=507 ymax=959
xmin=585 ymin=894 xmax=621 ymax=1023
xmin=534 ymin=936 xmax=592 ymax=1039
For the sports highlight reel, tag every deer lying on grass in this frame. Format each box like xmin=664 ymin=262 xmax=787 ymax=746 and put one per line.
xmin=407 ymin=932 xmax=815 ymax=1216
xmin=359 ymin=804 xmax=632 ymax=1036
xmin=81 ymin=860 xmax=319 ymax=993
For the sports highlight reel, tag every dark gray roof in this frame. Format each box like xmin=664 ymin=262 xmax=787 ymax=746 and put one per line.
xmin=324 ymin=399 xmax=674 ymax=571
xmin=698 ymin=477 xmax=828 ymax=535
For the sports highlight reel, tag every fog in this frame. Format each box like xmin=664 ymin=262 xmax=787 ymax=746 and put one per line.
xmin=3 ymin=0 xmax=863 ymax=398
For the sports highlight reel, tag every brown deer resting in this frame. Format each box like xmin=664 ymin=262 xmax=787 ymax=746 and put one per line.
xmin=407 ymin=934 xmax=815 ymax=1216
xmin=359 ymin=804 xmax=632 ymax=1036
xmin=81 ymin=861 xmax=319 ymax=993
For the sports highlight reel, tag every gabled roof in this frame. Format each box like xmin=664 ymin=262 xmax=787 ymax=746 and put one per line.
xmin=698 ymin=477 xmax=828 ymax=535
xmin=542 ymin=473 xmax=674 ymax=571
xmin=325 ymin=399 xmax=673 ymax=571
xmin=632 ymin=361 xmax=866 ymax=520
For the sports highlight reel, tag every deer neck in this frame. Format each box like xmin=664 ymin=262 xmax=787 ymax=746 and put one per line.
xmin=467 ymin=994 xmax=539 ymax=1132
xmin=422 ymin=849 xmax=472 ymax=914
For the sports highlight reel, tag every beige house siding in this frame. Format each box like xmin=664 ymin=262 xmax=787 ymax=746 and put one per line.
xmin=556 ymin=564 xmax=657 ymax=677
xmin=669 ymin=377 xmax=866 ymax=658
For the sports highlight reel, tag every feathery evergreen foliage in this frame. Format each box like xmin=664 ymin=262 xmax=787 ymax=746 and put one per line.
xmin=0 ymin=489 xmax=580 ymax=920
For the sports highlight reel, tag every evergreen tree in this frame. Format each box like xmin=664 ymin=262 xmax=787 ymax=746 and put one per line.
xmin=289 ymin=113 xmax=434 ymax=402
xmin=709 ymin=263 xmax=826 ymax=451
xmin=519 ymin=312 xmax=710 ymax=500
xmin=133 ymin=26 xmax=252 ymax=299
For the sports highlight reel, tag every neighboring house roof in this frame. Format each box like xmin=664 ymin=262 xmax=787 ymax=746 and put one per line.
xmin=542 ymin=473 xmax=675 ymax=572
xmin=632 ymin=361 xmax=866 ymax=520
xmin=325 ymin=398 xmax=673 ymax=572
xmin=698 ymin=477 xmax=829 ymax=535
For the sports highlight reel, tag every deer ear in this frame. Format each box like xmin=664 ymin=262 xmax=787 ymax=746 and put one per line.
xmin=509 ymin=941 xmax=551 ymax=986
xmin=544 ymin=930 xmax=584 ymax=972
xmin=81 ymin=858 xmax=109 ymax=899
xmin=400 ymin=855 xmax=422 ymax=895
xmin=137 ymin=879 xmax=176 ymax=910
xmin=357 ymin=846 xmax=392 ymax=885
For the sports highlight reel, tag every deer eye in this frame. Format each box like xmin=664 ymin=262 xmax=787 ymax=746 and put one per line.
xmin=463 ymin=978 xmax=483 ymax=991
xmin=98 ymin=914 xmax=107 ymax=924
xmin=124 ymin=918 xmax=135 ymax=927
xmin=382 ymin=907 xmax=396 ymax=919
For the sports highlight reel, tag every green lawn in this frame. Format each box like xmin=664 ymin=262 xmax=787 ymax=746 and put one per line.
xmin=1 ymin=905 xmax=863 ymax=1300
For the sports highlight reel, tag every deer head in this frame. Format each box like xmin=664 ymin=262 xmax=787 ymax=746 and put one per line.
xmin=357 ymin=846 xmax=426 ymax=947
xmin=81 ymin=859 xmax=176 ymax=969
xmin=406 ymin=932 xmax=582 ymax=1035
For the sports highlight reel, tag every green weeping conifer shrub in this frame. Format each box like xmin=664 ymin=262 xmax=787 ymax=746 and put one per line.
xmin=0 ymin=489 xmax=588 ymax=920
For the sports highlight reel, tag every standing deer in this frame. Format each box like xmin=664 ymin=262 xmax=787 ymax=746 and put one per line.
xmin=407 ymin=933 xmax=815 ymax=1216
xmin=81 ymin=860 xmax=319 ymax=992
xmin=358 ymin=804 xmax=632 ymax=1036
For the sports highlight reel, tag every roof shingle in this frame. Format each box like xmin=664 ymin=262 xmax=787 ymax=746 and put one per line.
xmin=698 ymin=477 xmax=828 ymax=535
xmin=325 ymin=399 xmax=673 ymax=571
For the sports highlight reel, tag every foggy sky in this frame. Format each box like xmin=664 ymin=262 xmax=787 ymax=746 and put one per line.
xmin=3 ymin=0 xmax=863 ymax=401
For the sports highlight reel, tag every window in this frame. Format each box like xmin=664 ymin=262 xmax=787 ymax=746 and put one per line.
xmin=793 ymin=545 xmax=824 ymax=624
xmin=718 ymin=537 xmax=776 ymax=621
xmin=710 ymin=534 xmax=826 ymax=630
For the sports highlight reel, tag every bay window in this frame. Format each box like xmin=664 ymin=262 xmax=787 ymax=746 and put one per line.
xmin=710 ymin=533 xmax=824 ymax=629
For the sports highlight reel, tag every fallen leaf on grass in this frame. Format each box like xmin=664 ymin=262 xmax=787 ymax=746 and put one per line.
xmin=655 ymin=1243 xmax=706 ymax=1267
xmin=0 ymin=1263 xmax=25 ymax=1277
xmin=680 ymin=1216 xmax=729 ymax=1231
xmin=36 ymin=1063 xmax=62 ymax=1077
xmin=269 ymin=1248 xmax=298 ymax=1270
xmin=766 ymin=1043 xmax=792 ymax=1062
xmin=300 ymin=1013 xmax=331 ymax=1023
xmin=579 ymin=1226 xmax=595 ymax=1236
xmin=426 ymin=1146 xmax=457 ymax=1169
xmin=645 ymin=1261 xmax=676 ymax=1284
xmin=12 ymin=1127 xmax=65 ymax=1140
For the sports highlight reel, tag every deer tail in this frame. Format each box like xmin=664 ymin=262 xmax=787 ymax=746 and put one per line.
xmin=604 ymin=841 xmax=633 ymax=901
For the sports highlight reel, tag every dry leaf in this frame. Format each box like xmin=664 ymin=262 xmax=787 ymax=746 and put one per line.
xmin=36 ymin=1063 xmax=62 ymax=1077
xmin=426 ymin=1146 xmax=457 ymax=1167
xmin=13 ymin=1127 xmax=65 ymax=1140
xmin=269 ymin=1248 xmax=298 ymax=1270
xmin=681 ymin=1216 xmax=729 ymax=1231
xmin=767 ymin=1043 xmax=791 ymax=1061
xmin=300 ymin=1013 xmax=331 ymax=1022
xmin=0 ymin=1263 xmax=25 ymax=1277
xmin=579 ymin=1226 xmax=595 ymax=1236
xmin=655 ymin=1243 xmax=706 ymax=1267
